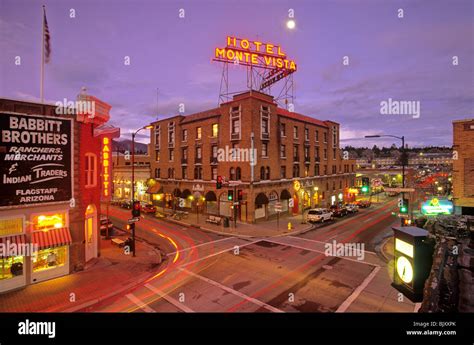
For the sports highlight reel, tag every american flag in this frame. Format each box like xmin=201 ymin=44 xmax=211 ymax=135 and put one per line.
xmin=43 ymin=6 xmax=51 ymax=63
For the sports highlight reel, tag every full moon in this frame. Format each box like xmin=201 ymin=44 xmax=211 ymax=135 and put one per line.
xmin=286 ymin=19 xmax=296 ymax=30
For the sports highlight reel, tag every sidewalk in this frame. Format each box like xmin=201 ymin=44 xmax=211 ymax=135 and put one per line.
xmin=163 ymin=210 xmax=315 ymax=238
xmin=0 ymin=236 xmax=163 ymax=312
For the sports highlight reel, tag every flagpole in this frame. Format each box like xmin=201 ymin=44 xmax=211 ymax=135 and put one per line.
xmin=40 ymin=5 xmax=45 ymax=103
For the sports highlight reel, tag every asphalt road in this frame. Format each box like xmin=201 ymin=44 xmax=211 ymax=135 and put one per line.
xmin=86 ymin=198 xmax=417 ymax=312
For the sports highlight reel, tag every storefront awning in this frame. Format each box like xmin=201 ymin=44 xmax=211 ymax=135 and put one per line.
xmin=255 ymin=193 xmax=269 ymax=205
xmin=31 ymin=227 xmax=72 ymax=251
xmin=146 ymin=182 xmax=163 ymax=194
xmin=0 ymin=234 xmax=26 ymax=257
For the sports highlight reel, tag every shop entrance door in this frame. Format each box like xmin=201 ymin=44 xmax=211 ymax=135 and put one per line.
xmin=85 ymin=204 xmax=98 ymax=262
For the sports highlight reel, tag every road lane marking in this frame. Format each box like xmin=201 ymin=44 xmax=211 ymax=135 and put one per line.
xmin=125 ymin=293 xmax=155 ymax=313
xmin=335 ymin=265 xmax=381 ymax=312
xmin=144 ymin=284 xmax=194 ymax=313
xmin=178 ymin=240 xmax=260 ymax=268
xmin=263 ymin=238 xmax=379 ymax=267
xmin=288 ymin=236 xmax=378 ymax=255
xmin=179 ymin=268 xmax=284 ymax=313
xmin=166 ymin=237 xmax=234 ymax=256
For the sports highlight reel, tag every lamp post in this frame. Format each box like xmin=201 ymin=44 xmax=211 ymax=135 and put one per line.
xmin=131 ymin=125 xmax=153 ymax=257
xmin=365 ymin=134 xmax=407 ymax=223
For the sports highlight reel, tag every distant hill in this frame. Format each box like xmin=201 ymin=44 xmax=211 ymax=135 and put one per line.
xmin=112 ymin=139 xmax=148 ymax=154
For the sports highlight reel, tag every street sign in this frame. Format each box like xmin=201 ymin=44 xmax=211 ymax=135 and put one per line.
xmin=275 ymin=202 xmax=282 ymax=212
xmin=128 ymin=217 xmax=140 ymax=224
xmin=384 ymin=187 xmax=415 ymax=193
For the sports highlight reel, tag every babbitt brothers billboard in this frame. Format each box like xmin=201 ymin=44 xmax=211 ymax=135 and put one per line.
xmin=0 ymin=112 xmax=73 ymax=207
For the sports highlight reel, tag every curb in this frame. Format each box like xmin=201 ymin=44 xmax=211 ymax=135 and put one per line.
xmin=161 ymin=215 xmax=314 ymax=239
xmin=378 ymin=236 xmax=394 ymax=263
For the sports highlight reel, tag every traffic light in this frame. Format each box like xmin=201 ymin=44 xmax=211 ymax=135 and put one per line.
xmin=216 ymin=176 xmax=223 ymax=189
xmin=399 ymin=198 xmax=409 ymax=214
xmin=227 ymin=190 xmax=233 ymax=201
xmin=361 ymin=177 xmax=370 ymax=194
xmin=126 ymin=222 xmax=135 ymax=232
xmin=132 ymin=201 xmax=141 ymax=217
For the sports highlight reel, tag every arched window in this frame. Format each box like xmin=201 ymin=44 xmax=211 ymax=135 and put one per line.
xmin=260 ymin=166 xmax=265 ymax=180
xmin=230 ymin=167 xmax=236 ymax=180
xmin=236 ymin=167 xmax=241 ymax=180
xmin=85 ymin=153 xmax=97 ymax=187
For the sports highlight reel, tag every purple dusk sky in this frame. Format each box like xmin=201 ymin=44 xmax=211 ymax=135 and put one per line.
xmin=1 ymin=0 xmax=473 ymax=147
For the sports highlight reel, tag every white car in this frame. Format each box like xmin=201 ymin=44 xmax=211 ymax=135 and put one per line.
xmin=306 ymin=208 xmax=333 ymax=223
xmin=344 ymin=204 xmax=359 ymax=213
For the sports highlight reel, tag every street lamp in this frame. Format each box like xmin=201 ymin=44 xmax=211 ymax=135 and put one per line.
xmin=365 ymin=134 xmax=407 ymax=224
xmin=130 ymin=124 xmax=153 ymax=257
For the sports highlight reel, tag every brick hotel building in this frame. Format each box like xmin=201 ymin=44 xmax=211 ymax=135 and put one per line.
xmin=147 ymin=90 xmax=356 ymax=223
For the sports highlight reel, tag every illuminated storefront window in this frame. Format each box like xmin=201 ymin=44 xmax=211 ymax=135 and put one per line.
xmin=0 ymin=256 xmax=24 ymax=280
xmin=32 ymin=246 xmax=67 ymax=273
xmin=0 ymin=218 xmax=23 ymax=236
xmin=32 ymin=213 xmax=66 ymax=231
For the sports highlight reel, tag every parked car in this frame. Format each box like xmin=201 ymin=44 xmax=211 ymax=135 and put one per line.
xmin=329 ymin=204 xmax=349 ymax=217
xmin=141 ymin=203 xmax=157 ymax=214
xmin=100 ymin=216 xmax=114 ymax=236
xmin=344 ymin=204 xmax=359 ymax=213
xmin=120 ymin=200 xmax=132 ymax=209
xmin=357 ymin=200 xmax=372 ymax=208
xmin=306 ymin=208 xmax=333 ymax=223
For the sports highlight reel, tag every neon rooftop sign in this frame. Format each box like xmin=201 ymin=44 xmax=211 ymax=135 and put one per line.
xmin=214 ymin=36 xmax=297 ymax=72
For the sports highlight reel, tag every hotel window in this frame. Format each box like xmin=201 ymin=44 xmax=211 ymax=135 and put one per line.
xmin=182 ymin=167 xmax=188 ymax=179
xmin=324 ymin=132 xmax=328 ymax=143
xmin=155 ymin=168 xmax=160 ymax=178
xmin=168 ymin=168 xmax=175 ymax=178
xmin=196 ymin=146 xmax=202 ymax=159
xmin=154 ymin=125 xmax=160 ymax=148
xmin=332 ymin=126 xmax=337 ymax=147
xmin=304 ymin=146 xmax=310 ymax=161
xmin=85 ymin=153 xmax=97 ymax=187
xmin=212 ymin=123 xmax=219 ymax=138
xmin=333 ymin=148 xmax=337 ymax=160
xmin=155 ymin=150 xmax=160 ymax=162
xmin=332 ymin=165 xmax=337 ymax=174
xmin=196 ymin=127 xmax=202 ymax=140
xmin=230 ymin=106 xmax=241 ymax=140
xmin=266 ymin=167 xmax=270 ymax=180
xmin=293 ymin=126 xmax=298 ymax=139
xmin=236 ymin=167 xmax=242 ymax=180
xmin=260 ymin=167 xmax=265 ymax=180
xmin=315 ymin=146 xmax=320 ymax=161
xmin=212 ymin=167 xmax=218 ymax=180
xmin=280 ymin=123 xmax=286 ymax=137
xmin=260 ymin=106 xmax=270 ymax=139
xmin=293 ymin=145 xmax=299 ymax=161
xmin=230 ymin=167 xmax=236 ymax=180
xmin=280 ymin=145 xmax=286 ymax=158
xmin=182 ymin=129 xmax=188 ymax=141
xmin=182 ymin=147 xmax=188 ymax=160
xmin=194 ymin=167 xmax=202 ymax=179
xmin=333 ymin=181 xmax=336 ymax=190
xmin=304 ymin=165 xmax=309 ymax=177
xmin=169 ymin=149 xmax=174 ymax=162
xmin=314 ymin=165 xmax=320 ymax=176
xmin=293 ymin=164 xmax=300 ymax=178
xmin=280 ymin=166 xmax=286 ymax=178
xmin=324 ymin=165 xmax=328 ymax=175
xmin=324 ymin=148 xmax=327 ymax=160
xmin=262 ymin=143 xmax=268 ymax=157
xmin=305 ymin=128 xmax=309 ymax=141
xmin=315 ymin=130 xmax=319 ymax=142
xmin=168 ymin=122 xmax=175 ymax=146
